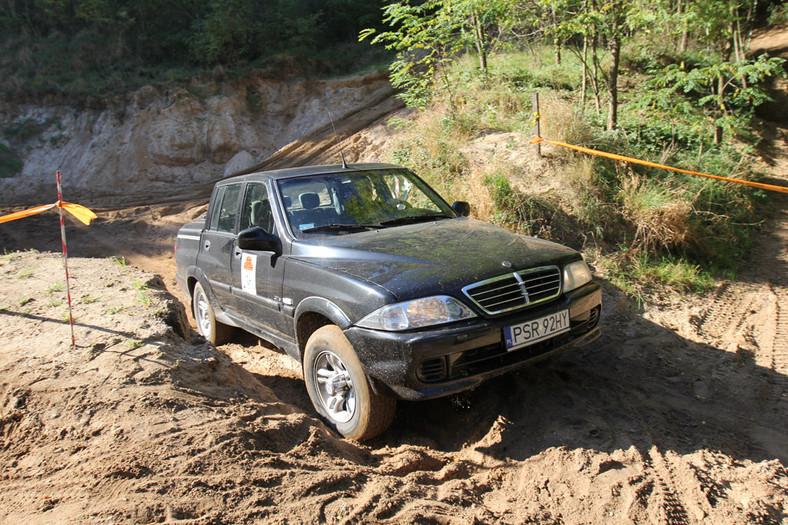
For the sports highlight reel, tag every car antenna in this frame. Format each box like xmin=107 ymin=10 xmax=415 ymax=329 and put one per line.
xmin=328 ymin=111 xmax=349 ymax=169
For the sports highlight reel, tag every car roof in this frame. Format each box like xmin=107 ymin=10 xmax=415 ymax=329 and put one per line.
xmin=215 ymin=163 xmax=406 ymax=187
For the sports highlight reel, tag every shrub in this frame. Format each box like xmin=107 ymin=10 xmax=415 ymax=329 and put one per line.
xmin=0 ymin=144 xmax=22 ymax=178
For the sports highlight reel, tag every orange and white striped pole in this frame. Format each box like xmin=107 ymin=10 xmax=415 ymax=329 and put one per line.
xmin=0 ymin=174 xmax=96 ymax=346
xmin=56 ymin=170 xmax=76 ymax=346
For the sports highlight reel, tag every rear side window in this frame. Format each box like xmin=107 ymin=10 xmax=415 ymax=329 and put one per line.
xmin=239 ymin=183 xmax=274 ymax=233
xmin=208 ymin=184 xmax=242 ymax=232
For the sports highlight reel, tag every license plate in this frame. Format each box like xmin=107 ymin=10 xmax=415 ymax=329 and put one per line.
xmin=504 ymin=310 xmax=570 ymax=351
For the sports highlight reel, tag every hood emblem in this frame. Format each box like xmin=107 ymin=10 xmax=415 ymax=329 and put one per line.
xmin=502 ymin=261 xmax=512 ymax=268
xmin=513 ymin=272 xmax=530 ymax=302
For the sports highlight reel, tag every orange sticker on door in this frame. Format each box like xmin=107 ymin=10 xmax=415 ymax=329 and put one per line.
xmin=241 ymin=253 xmax=256 ymax=294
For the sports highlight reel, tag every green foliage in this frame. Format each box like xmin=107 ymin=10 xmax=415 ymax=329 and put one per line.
xmin=604 ymin=253 xmax=716 ymax=297
xmin=484 ymin=172 xmax=558 ymax=236
xmin=383 ymin=32 xmax=773 ymax=297
xmin=650 ymin=54 xmax=786 ymax=139
xmin=133 ymin=278 xmax=153 ymax=307
xmin=0 ymin=0 xmax=390 ymax=98
xmin=360 ymin=0 xmax=510 ymax=108
xmin=45 ymin=282 xmax=64 ymax=295
xmin=768 ymin=3 xmax=788 ymax=24
xmin=360 ymin=1 xmax=464 ymax=107
xmin=0 ymin=144 xmax=22 ymax=178
xmin=127 ymin=339 xmax=144 ymax=349
xmin=190 ymin=0 xmax=257 ymax=65
xmin=3 ymin=117 xmax=59 ymax=141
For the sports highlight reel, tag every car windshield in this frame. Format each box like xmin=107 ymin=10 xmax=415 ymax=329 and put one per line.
xmin=277 ymin=168 xmax=456 ymax=236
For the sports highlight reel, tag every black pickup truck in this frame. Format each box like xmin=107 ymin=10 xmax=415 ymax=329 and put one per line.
xmin=175 ymin=163 xmax=601 ymax=440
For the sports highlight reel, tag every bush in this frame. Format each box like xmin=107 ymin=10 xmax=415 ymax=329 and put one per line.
xmin=384 ymin=44 xmax=769 ymax=298
xmin=0 ymin=144 xmax=22 ymax=178
xmin=484 ymin=172 xmax=557 ymax=236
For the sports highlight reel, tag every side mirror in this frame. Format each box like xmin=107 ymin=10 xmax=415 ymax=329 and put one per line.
xmin=452 ymin=201 xmax=471 ymax=217
xmin=237 ymin=227 xmax=281 ymax=254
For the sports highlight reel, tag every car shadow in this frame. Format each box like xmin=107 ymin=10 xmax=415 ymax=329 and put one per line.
xmin=384 ymin=285 xmax=788 ymax=467
xmin=226 ymin=330 xmax=315 ymax=415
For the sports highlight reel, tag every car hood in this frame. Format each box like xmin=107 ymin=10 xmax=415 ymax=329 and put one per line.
xmin=290 ymin=217 xmax=579 ymax=300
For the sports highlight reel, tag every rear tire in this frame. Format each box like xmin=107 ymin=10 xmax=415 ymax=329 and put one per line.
xmin=303 ymin=325 xmax=396 ymax=441
xmin=192 ymin=282 xmax=232 ymax=345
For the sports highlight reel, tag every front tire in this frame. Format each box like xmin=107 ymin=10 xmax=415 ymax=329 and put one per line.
xmin=304 ymin=325 xmax=396 ymax=441
xmin=192 ymin=282 xmax=232 ymax=345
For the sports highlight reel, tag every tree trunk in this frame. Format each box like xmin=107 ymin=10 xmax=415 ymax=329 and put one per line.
xmin=714 ymin=126 xmax=723 ymax=145
xmin=678 ymin=0 xmax=688 ymax=53
xmin=472 ymin=11 xmax=488 ymax=72
xmin=607 ymin=32 xmax=621 ymax=131
xmin=581 ymin=34 xmax=589 ymax=110
xmin=592 ymin=33 xmax=601 ymax=114
xmin=714 ymin=73 xmax=725 ymax=145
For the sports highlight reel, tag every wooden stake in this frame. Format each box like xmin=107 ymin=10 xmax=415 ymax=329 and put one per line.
xmin=533 ymin=92 xmax=541 ymax=157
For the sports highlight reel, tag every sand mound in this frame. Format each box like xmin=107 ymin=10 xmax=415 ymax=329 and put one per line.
xmin=1 ymin=251 xmax=787 ymax=524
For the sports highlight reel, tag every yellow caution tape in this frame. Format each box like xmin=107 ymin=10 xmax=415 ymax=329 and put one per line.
xmin=60 ymin=202 xmax=98 ymax=225
xmin=530 ymin=136 xmax=788 ymax=194
xmin=0 ymin=201 xmax=97 ymax=225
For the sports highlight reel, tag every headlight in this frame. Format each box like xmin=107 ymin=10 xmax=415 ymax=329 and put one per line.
xmin=563 ymin=260 xmax=593 ymax=292
xmin=356 ymin=296 xmax=476 ymax=331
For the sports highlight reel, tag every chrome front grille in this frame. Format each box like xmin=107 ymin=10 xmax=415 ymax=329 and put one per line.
xmin=462 ymin=266 xmax=562 ymax=315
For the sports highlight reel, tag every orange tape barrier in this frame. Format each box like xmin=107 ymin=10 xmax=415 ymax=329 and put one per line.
xmin=0 ymin=201 xmax=97 ymax=225
xmin=530 ymin=136 xmax=788 ymax=194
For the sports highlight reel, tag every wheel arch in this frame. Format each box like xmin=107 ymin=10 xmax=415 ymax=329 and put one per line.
xmin=294 ymin=296 xmax=352 ymax=362
xmin=185 ymin=268 xmax=234 ymax=327
xmin=185 ymin=267 xmax=208 ymax=304
xmin=294 ymin=298 xmax=392 ymax=398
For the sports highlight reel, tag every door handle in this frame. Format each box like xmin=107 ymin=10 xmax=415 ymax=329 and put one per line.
xmin=204 ymin=240 xmax=211 ymax=250
xmin=234 ymin=249 xmax=242 ymax=258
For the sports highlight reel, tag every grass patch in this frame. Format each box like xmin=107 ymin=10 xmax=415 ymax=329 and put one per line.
xmin=602 ymin=253 xmax=715 ymax=298
xmin=134 ymin=278 xmax=151 ymax=306
xmin=484 ymin=172 xmax=558 ymax=237
xmin=0 ymin=144 xmax=23 ymax=178
xmin=382 ymin=44 xmax=765 ymax=300
xmin=3 ymin=117 xmax=60 ymax=142
xmin=45 ymin=282 xmax=64 ymax=295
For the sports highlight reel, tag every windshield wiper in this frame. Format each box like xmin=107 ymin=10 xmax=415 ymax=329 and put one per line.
xmin=378 ymin=213 xmax=451 ymax=227
xmin=300 ymin=223 xmax=384 ymax=234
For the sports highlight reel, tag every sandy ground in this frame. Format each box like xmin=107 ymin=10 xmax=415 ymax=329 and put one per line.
xmin=0 ymin=121 xmax=786 ymax=523
xmin=1 ymin=200 xmax=787 ymax=524
xmin=1 ymin=31 xmax=788 ymax=524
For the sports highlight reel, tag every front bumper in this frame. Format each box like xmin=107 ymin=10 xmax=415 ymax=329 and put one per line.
xmin=344 ymin=281 xmax=602 ymax=401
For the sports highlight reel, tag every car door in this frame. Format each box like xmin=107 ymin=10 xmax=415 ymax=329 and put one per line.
xmin=197 ymin=183 xmax=242 ymax=311
xmin=231 ymin=182 xmax=291 ymax=340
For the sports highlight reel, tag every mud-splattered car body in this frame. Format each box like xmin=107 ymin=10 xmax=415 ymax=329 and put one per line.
xmin=176 ymin=163 xmax=602 ymax=439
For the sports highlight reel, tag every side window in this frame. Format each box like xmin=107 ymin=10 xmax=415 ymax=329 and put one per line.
xmin=240 ymin=183 xmax=274 ymax=233
xmin=208 ymin=184 xmax=242 ymax=233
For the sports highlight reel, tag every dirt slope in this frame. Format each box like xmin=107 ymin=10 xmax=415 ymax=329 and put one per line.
xmin=2 ymin=236 xmax=787 ymax=523
xmin=0 ymin=71 xmax=401 ymax=208
xmin=1 ymin=32 xmax=788 ymax=524
xmin=1 ymin=125 xmax=787 ymax=523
